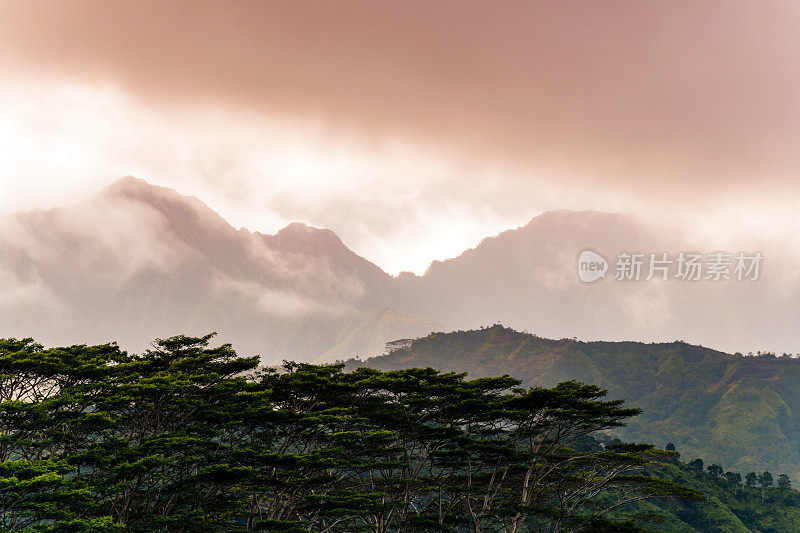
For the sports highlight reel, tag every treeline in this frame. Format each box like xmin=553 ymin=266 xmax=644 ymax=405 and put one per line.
xmin=623 ymin=447 xmax=800 ymax=532
xmin=0 ymin=334 xmax=698 ymax=532
xmin=681 ymin=454 xmax=791 ymax=492
xmin=354 ymin=325 xmax=800 ymax=485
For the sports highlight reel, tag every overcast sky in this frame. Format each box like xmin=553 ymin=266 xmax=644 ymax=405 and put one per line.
xmin=1 ymin=1 xmax=799 ymax=274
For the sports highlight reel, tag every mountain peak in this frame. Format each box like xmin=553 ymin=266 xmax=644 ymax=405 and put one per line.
xmin=271 ymin=221 xmax=347 ymax=249
xmin=279 ymin=221 xmax=323 ymax=233
xmin=100 ymin=176 xmax=195 ymax=204
xmin=99 ymin=175 xmax=227 ymax=220
xmin=108 ymin=175 xmax=150 ymax=188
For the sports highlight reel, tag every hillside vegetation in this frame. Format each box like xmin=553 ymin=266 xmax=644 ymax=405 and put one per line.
xmin=1 ymin=333 xmax=800 ymax=531
xmin=0 ymin=334 xmax=695 ymax=532
xmin=352 ymin=326 xmax=800 ymax=481
xmin=625 ymin=454 xmax=800 ymax=532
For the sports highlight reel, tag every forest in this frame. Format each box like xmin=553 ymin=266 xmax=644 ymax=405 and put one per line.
xmin=0 ymin=333 xmax=701 ymax=532
xmin=0 ymin=333 xmax=797 ymax=532
xmin=355 ymin=325 xmax=800 ymax=483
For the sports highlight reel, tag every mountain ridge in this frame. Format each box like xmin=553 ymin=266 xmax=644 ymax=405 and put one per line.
xmin=1 ymin=176 xmax=798 ymax=360
xmin=0 ymin=177 xmax=418 ymax=359
xmin=349 ymin=325 xmax=800 ymax=480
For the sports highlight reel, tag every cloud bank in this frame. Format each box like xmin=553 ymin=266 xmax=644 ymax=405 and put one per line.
xmin=1 ymin=1 xmax=799 ymax=273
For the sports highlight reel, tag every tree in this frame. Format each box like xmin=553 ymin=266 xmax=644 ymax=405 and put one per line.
xmin=724 ymin=471 xmax=742 ymax=485
xmin=745 ymin=472 xmax=758 ymax=487
xmin=665 ymin=443 xmax=675 ymax=451
xmin=0 ymin=334 xmax=702 ymax=532
xmin=724 ymin=472 xmax=742 ymax=494
xmin=778 ymin=473 xmax=792 ymax=490
xmin=499 ymin=381 xmax=700 ymax=533
xmin=707 ymin=464 xmax=723 ymax=478
xmin=688 ymin=459 xmax=704 ymax=472
xmin=759 ymin=471 xmax=774 ymax=488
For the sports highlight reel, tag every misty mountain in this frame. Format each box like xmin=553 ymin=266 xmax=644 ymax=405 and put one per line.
xmin=0 ymin=177 xmax=429 ymax=360
xmin=0 ymin=176 xmax=797 ymax=361
xmin=398 ymin=210 xmax=799 ymax=355
xmin=351 ymin=325 xmax=800 ymax=480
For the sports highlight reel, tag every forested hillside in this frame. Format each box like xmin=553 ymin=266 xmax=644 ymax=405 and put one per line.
xmin=0 ymin=334 xmax=697 ymax=532
xmin=353 ymin=326 xmax=800 ymax=482
xmin=624 ymin=452 xmax=800 ymax=532
xmin=2 ymin=333 xmax=800 ymax=531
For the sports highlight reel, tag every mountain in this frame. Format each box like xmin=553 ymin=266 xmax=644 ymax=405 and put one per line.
xmin=396 ymin=210 xmax=799 ymax=355
xmin=5 ymin=176 xmax=800 ymax=482
xmin=0 ymin=177 xmax=427 ymax=360
xmin=1 ymin=176 xmax=798 ymax=361
xmin=351 ymin=325 xmax=800 ymax=481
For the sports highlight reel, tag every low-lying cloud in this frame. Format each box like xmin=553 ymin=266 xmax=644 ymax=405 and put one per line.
xmin=2 ymin=2 xmax=800 ymax=274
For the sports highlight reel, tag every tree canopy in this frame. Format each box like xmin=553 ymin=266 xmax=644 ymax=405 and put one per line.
xmin=0 ymin=335 xmax=697 ymax=532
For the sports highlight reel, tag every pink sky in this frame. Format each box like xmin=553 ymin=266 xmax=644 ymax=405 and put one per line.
xmin=1 ymin=1 xmax=799 ymax=273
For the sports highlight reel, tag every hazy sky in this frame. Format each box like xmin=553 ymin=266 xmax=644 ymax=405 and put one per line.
xmin=1 ymin=1 xmax=799 ymax=274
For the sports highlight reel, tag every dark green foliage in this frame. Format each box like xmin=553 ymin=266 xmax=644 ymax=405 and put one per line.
xmin=724 ymin=471 xmax=742 ymax=485
xmin=0 ymin=335 xmax=693 ymax=531
xmin=352 ymin=325 xmax=800 ymax=481
xmin=611 ymin=448 xmax=800 ymax=532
